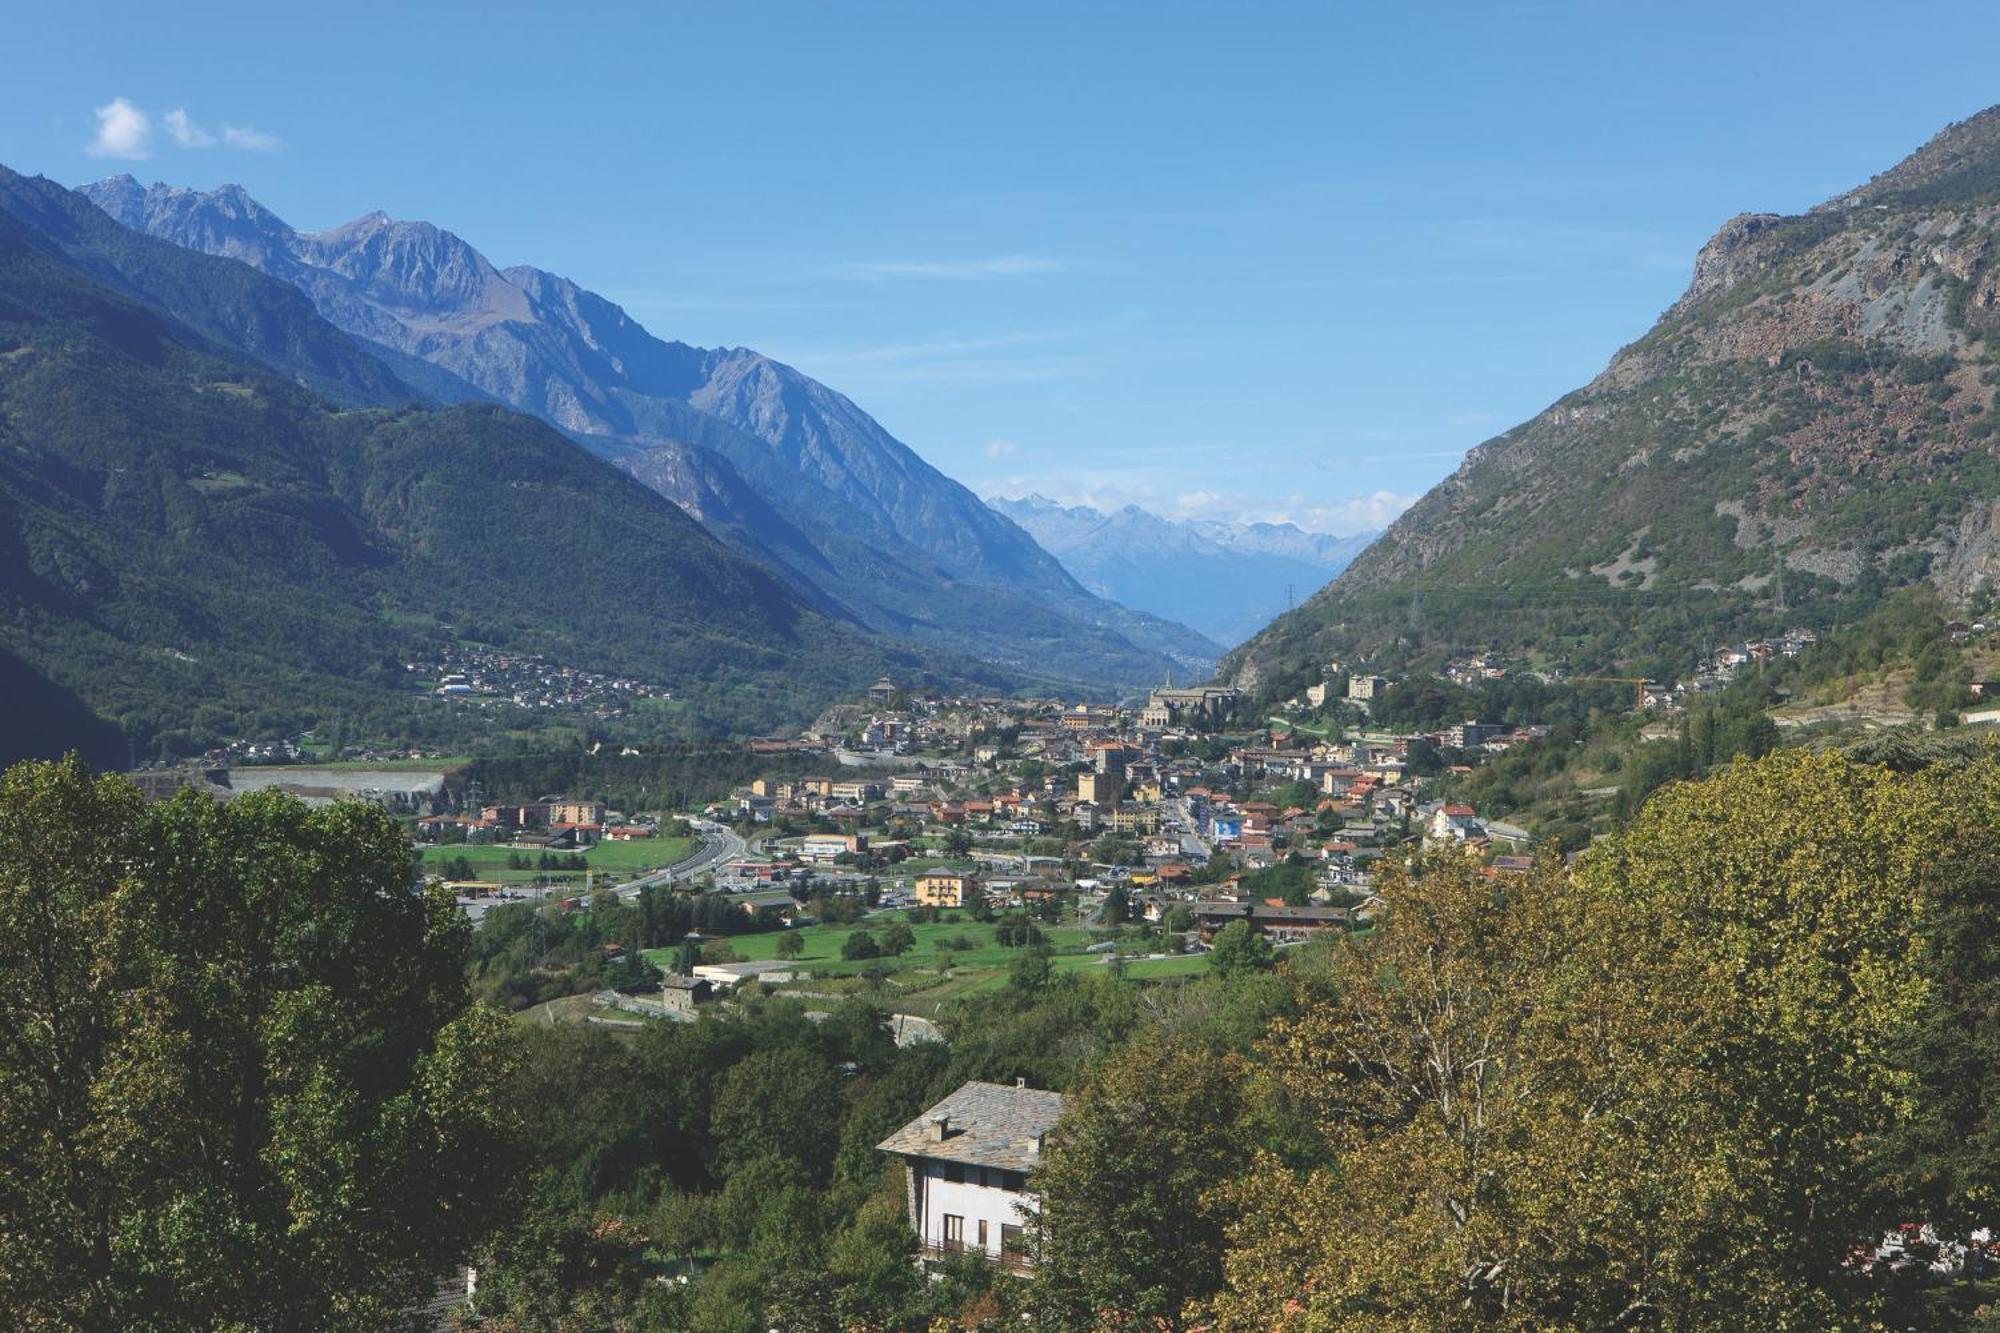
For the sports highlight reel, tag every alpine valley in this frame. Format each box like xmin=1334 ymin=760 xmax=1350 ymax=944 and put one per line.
xmin=81 ymin=175 xmax=1223 ymax=692
xmin=0 ymin=164 xmax=1002 ymax=763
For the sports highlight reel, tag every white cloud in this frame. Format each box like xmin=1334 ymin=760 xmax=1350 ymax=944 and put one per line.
xmin=984 ymin=474 xmax=1418 ymax=538
xmin=1285 ymin=489 xmax=1422 ymax=535
xmin=828 ymin=254 xmax=1073 ymax=281
xmin=220 ymin=123 xmax=281 ymax=151
xmin=86 ymin=98 xmax=151 ymax=159
xmin=90 ymin=100 xmax=278 ymax=157
xmin=982 ymin=438 xmax=1019 ymax=460
xmin=163 ymin=107 xmax=213 ymax=148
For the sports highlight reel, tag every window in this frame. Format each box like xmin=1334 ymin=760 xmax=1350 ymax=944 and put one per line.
xmin=1001 ymin=1170 xmax=1027 ymax=1192
xmin=1001 ymin=1223 xmax=1025 ymax=1258
xmin=977 ymin=1219 xmax=989 ymax=1249
xmin=942 ymin=1214 xmax=964 ymax=1252
xmin=941 ymin=1161 xmax=963 ymax=1184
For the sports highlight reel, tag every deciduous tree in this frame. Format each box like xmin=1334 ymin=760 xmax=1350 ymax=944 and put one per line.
xmin=0 ymin=757 xmax=518 ymax=1331
xmin=1033 ymin=1040 xmax=1251 ymax=1329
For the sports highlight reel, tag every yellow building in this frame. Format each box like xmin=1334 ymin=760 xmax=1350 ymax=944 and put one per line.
xmin=915 ymin=871 xmax=978 ymax=909
xmin=1105 ymin=805 xmax=1161 ymax=834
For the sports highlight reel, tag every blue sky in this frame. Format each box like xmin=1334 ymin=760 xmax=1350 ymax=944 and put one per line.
xmin=7 ymin=0 xmax=2000 ymax=535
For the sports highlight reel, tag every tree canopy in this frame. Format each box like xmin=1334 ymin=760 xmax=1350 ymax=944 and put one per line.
xmin=0 ymin=756 xmax=517 ymax=1331
xmin=1204 ymin=750 xmax=1987 ymax=1331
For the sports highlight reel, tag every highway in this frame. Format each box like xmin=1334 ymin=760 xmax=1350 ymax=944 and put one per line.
xmin=612 ymin=817 xmax=745 ymax=898
xmin=452 ymin=819 xmax=745 ymax=922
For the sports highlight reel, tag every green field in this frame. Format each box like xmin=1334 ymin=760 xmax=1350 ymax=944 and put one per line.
xmin=643 ymin=910 xmax=1210 ymax=984
xmin=1269 ymin=715 xmax=1345 ymax=741
xmin=421 ymin=834 xmax=696 ymax=884
xmin=646 ymin=912 xmax=1095 ymax=976
xmin=881 ymin=949 xmax=1213 ymax=1004
xmin=1056 ymin=951 xmax=1211 ymax=979
xmin=576 ymin=836 xmax=698 ymax=871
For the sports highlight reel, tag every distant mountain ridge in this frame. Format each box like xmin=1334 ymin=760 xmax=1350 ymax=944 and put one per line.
xmin=83 ymin=176 xmax=1221 ymax=685
xmin=0 ymin=166 xmax=965 ymax=762
xmin=1227 ymin=105 xmax=2000 ymax=697
xmin=988 ymin=495 xmax=1372 ymax=646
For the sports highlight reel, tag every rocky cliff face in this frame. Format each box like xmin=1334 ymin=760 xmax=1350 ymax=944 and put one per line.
xmin=82 ymin=177 xmax=1220 ymax=685
xmin=1228 ymin=107 xmax=2000 ymax=693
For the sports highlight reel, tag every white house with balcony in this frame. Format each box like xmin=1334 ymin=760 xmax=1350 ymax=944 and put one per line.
xmin=876 ymin=1080 xmax=1065 ymax=1271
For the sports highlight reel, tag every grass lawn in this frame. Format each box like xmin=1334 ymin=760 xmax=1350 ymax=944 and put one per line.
xmin=644 ymin=910 xmax=1100 ymax=978
xmin=421 ymin=834 xmax=697 ymax=884
xmin=418 ymin=844 xmax=527 ymax=878
xmin=1269 ymin=715 xmax=1339 ymax=740
xmin=581 ymin=836 xmax=698 ymax=871
xmin=1105 ymin=953 xmax=1211 ymax=979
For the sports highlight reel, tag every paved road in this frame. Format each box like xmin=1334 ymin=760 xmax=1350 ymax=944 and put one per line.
xmin=452 ymin=819 xmax=744 ymax=923
xmin=1167 ymin=796 xmax=1213 ymax=860
xmin=612 ymin=818 xmax=745 ymax=898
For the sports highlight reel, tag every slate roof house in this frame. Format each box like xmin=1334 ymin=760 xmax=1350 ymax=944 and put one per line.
xmin=877 ymin=1081 xmax=1065 ymax=1272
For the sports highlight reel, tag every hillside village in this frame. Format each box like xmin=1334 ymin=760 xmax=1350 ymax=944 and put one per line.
xmin=402 ymin=672 xmax=1560 ymax=1000
xmin=390 ymin=595 xmax=2000 ymax=1019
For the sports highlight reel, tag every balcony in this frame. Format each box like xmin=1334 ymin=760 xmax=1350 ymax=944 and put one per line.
xmin=918 ymin=1243 xmax=1034 ymax=1276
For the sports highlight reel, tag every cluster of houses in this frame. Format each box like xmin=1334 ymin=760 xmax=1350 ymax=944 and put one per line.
xmin=407 ymin=645 xmax=673 ymax=718
xmin=1299 ymin=632 xmax=1839 ymax=724
xmin=699 ymin=676 xmax=1544 ymax=942
xmin=1685 ymin=630 xmax=1822 ymax=694
xmin=414 ymin=798 xmax=660 ymax=851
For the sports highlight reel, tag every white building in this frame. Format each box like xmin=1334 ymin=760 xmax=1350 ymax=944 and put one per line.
xmin=799 ymin=833 xmax=863 ymax=863
xmin=1428 ymin=804 xmax=1486 ymax=842
xmin=876 ymin=1080 xmax=1065 ymax=1271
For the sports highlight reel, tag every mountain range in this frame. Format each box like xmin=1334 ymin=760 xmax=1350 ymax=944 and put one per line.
xmin=987 ymin=495 xmax=1372 ymax=646
xmin=1228 ymin=105 xmax=2000 ymax=697
xmin=81 ymin=176 xmax=1222 ymax=685
xmin=0 ymin=165 xmax=993 ymax=764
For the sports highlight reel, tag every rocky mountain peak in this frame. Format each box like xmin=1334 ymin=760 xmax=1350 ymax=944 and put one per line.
xmin=82 ymin=177 xmax=296 ymax=267
xmin=80 ymin=175 xmax=1220 ymax=683
xmin=83 ymin=173 xmax=146 ymax=228
xmin=297 ymin=210 xmax=525 ymax=322
xmin=1669 ymin=212 xmax=1787 ymax=318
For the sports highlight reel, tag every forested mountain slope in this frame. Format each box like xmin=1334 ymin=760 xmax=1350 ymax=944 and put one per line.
xmin=0 ymin=175 xmax=968 ymax=760
xmin=1230 ymin=107 xmax=2000 ymax=695
xmin=84 ymin=176 xmax=1220 ymax=682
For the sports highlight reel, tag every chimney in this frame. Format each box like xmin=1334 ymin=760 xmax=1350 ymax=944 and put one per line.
xmin=926 ymin=1113 xmax=950 ymax=1142
xmin=1016 ymin=1076 xmax=1027 ymax=1088
xmin=1029 ymin=1132 xmax=1044 ymax=1157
